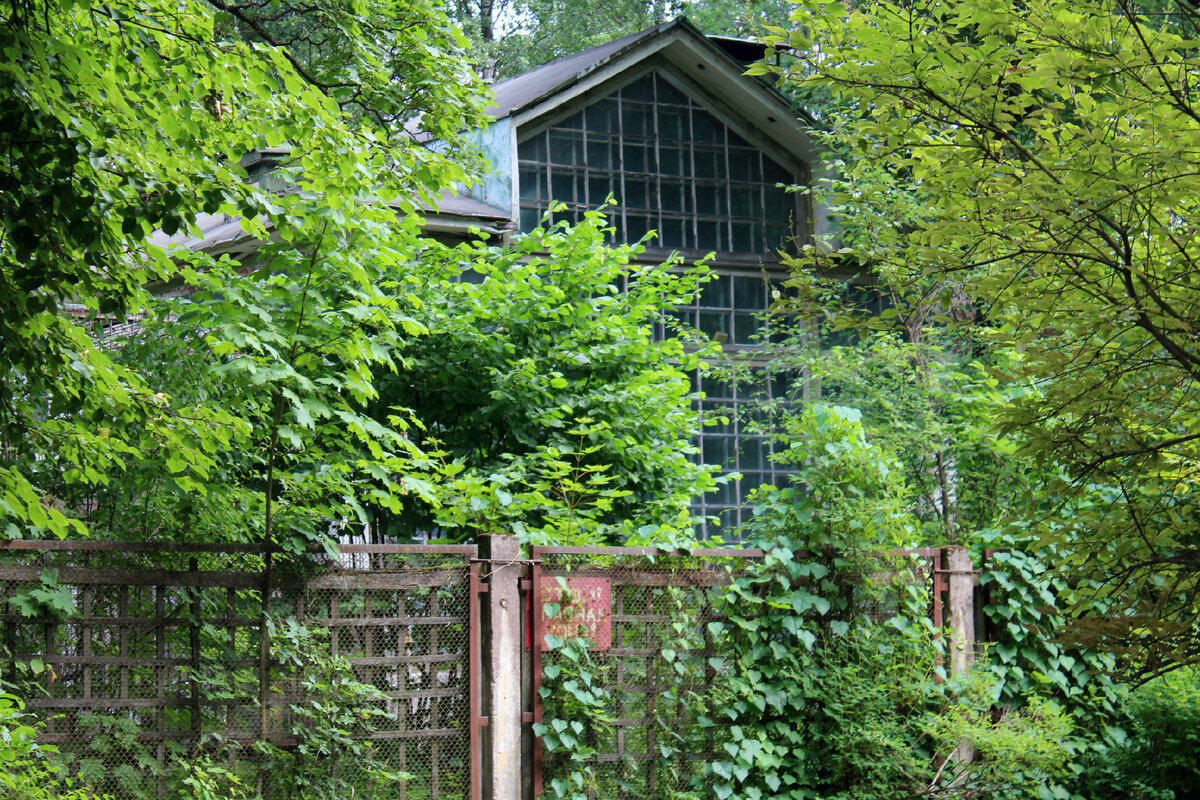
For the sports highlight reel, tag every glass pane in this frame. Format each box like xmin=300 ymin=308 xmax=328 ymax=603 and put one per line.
xmin=518 ymin=167 xmax=542 ymax=201
xmin=731 ymin=186 xmax=758 ymax=218
xmin=549 ymin=130 xmax=582 ymax=165
xmin=622 ymin=102 xmax=653 ymax=138
xmin=700 ymin=274 xmax=731 ymax=307
xmin=764 ymin=185 xmax=790 ymax=217
xmin=763 ymin=156 xmax=792 ymax=186
xmin=520 ymin=205 xmax=541 ymax=231
xmin=551 ymin=171 xmax=578 ymax=203
xmin=697 ymin=219 xmax=723 ymax=250
xmin=659 ymin=146 xmax=684 ymax=175
xmin=621 ymin=74 xmax=655 ymax=102
xmin=660 ymin=180 xmax=689 ymax=213
xmin=657 ymin=77 xmax=688 ymax=106
xmin=702 ymin=375 xmax=733 ymax=399
xmin=730 ymin=221 xmax=758 ymax=252
xmin=734 ymin=277 xmax=765 ymax=310
xmin=586 ymin=99 xmax=620 ymax=133
xmin=694 ymin=147 xmax=724 ymax=180
xmin=698 ymin=310 xmax=732 ymax=340
xmin=587 ymin=135 xmax=619 ymax=169
xmin=692 ymin=110 xmax=722 ymax=144
xmin=705 ymin=481 xmax=736 ymax=507
xmin=623 ymin=141 xmax=648 ymax=173
xmin=733 ymin=312 xmax=760 ymax=344
xmin=729 ymin=148 xmax=762 ymax=183
xmin=659 ymin=216 xmax=689 ymax=248
xmin=625 ymin=178 xmax=652 ymax=210
xmin=771 ymin=371 xmax=799 ymax=400
xmin=696 ymin=183 xmax=724 ymax=216
xmin=518 ymin=133 xmax=546 ymax=162
xmin=738 ymin=439 xmax=768 ymax=471
xmin=560 ymin=110 xmax=585 ymax=130
xmin=589 ymin=174 xmax=615 ymax=206
xmin=625 ymin=214 xmax=651 ymax=242
xmin=702 ymin=436 xmax=736 ymax=468
xmin=658 ymin=108 xmax=685 ymax=140
xmin=766 ymin=222 xmax=790 ymax=251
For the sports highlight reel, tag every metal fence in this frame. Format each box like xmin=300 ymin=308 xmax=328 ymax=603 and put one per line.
xmin=529 ymin=546 xmax=762 ymax=799
xmin=0 ymin=540 xmax=960 ymax=800
xmin=0 ymin=542 xmax=477 ymax=800
xmin=527 ymin=545 xmax=949 ymax=800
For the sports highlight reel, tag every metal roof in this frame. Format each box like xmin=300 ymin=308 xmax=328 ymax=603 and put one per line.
xmin=486 ymin=21 xmax=677 ymax=119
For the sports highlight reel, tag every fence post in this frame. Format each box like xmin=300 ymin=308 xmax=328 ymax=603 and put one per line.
xmin=944 ymin=546 xmax=976 ymax=677
xmin=944 ymin=545 xmax=976 ymax=766
xmin=484 ymin=534 xmax=522 ymax=800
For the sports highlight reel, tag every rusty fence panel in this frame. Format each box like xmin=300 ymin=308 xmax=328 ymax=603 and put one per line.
xmin=0 ymin=542 xmax=478 ymax=800
xmin=527 ymin=545 xmax=947 ymax=800
xmin=528 ymin=546 xmax=762 ymax=800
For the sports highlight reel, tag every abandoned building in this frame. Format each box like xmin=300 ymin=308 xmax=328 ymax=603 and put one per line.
xmin=151 ymin=17 xmax=829 ymax=538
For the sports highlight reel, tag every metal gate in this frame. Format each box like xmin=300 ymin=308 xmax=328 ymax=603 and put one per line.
xmin=0 ymin=539 xmax=958 ymax=800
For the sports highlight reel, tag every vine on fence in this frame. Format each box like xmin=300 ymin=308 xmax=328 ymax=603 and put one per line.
xmin=532 ymin=541 xmax=1080 ymax=800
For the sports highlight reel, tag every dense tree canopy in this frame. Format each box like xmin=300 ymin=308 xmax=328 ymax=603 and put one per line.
xmin=772 ymin=0 xmax=1200 ymax=674
xmin=0 ymin=0 xmax=486 ymax=541
xmin=0 ymin=0 xmax=712 ymax=548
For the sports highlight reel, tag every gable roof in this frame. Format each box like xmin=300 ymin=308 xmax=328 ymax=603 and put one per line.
xmin=487 ymin=23 xmax=673 ymax=119
xmin=487 ymin=17 xmax=818 ymax=171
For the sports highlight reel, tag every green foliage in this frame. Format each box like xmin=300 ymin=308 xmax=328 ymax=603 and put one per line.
xmin=534 ymin=577 xmax=712 ymax=800
xmin=771 ymin=0 xmax=1200 ymax=673
xmin=751 ymin=402 xmax=917 ymax=551
xmin=1089 ymin=667 xmax=1200 ymax=799
xmin=42 ymin=612 xmax=406 ymax=800
xmin=371 ymin=208 xmax=716 ymax=546
xmin=255 ymin=617 xmax=410 ymax=799
xmin=0 ymin=693 xmax=110 ymax=800
xmin=533 ymin=634 xmax=613 ymax=800
xmin=746 ymin=328 xmax=1040 ymax=545
xmin=0 ymin=0 xmax=484 ymax=542
xmin=5 ymin=569 xmax=77 ymax=620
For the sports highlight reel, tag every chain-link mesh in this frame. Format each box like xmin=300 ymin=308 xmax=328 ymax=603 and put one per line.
xmin=534 ymin=549 xmax=758 ymax=799
xmin=0 ymin=545 xmax=475 ymax=800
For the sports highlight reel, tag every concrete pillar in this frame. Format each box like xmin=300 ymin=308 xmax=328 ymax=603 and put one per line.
xmin=485 ymin=534 xmax=522 ymax=800
xmin=944 ymin=545 xmax=976 ymax=766
xmin=944 ymin=546 xmax=976 ymax=677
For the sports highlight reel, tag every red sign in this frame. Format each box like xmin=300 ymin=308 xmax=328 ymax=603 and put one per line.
xmin=538 ymin=576 xmax=612 ymax=651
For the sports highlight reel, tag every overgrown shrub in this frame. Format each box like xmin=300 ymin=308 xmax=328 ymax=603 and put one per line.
xmin=0 ymin=693 xmax=108 ymax=800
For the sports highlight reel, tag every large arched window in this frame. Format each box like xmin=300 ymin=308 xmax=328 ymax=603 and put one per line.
xmin=517 ymin=71 xmax=800 ymax=254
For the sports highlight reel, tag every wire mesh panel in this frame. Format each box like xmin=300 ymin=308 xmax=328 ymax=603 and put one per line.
xmin=530 ymin=547 xmax=760 ymax=800
xmin=0 ymin=543 xmax=476 ymax=800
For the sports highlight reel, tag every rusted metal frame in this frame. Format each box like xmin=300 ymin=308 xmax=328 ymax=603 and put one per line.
xmin=429 ymin=585 xmax=442 ymax=800
xmin=0 ymin=540 xmax=476 ymax=554
xmin=255 ymin=551 xmax=273 ymax=797
xmin=469 ymin=559 xmax=483 ymax=800
xmin=643 ymin=581 xmax=658 ymax=795
xmin=80 ymin=587 xmax=92 ymax=705
xmin=156 ymin=584 xmax=167 ymax=800
xmin=531 ymin=545 xmax=765 ymax=558
xmin=188 ymin=559 xmax=202 ymax=744
xmin=531 ymin=555 xmax=545 ymax=800
xmin=528 ymin=547 xmax=764 ymax=798
xmin=392 ymin=581 xmax=411 ymax=800
xmin=614 ymin=582 xmax=627 ymax=800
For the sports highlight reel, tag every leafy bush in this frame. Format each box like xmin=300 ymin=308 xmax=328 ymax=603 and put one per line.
xmin=0 ymin=693 xmax=108 ymax=800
